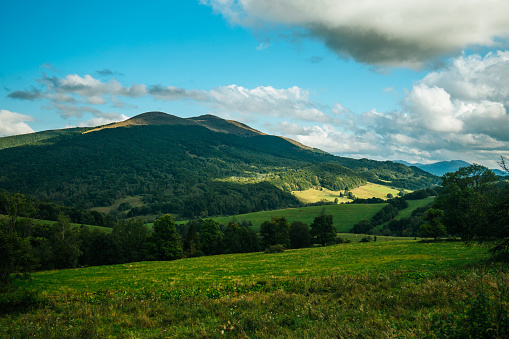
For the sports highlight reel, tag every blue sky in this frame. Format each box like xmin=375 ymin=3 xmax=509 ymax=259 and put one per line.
xmin=1 ymin=0 xmax=509 ymax=168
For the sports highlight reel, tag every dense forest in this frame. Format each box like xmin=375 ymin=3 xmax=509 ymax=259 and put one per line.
xmin=0 ymin=113 xmax=439 ymax=219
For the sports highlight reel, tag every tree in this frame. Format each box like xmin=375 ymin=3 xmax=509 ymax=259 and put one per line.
xmin=199 ymin=219 xmax=223 ymax=255
xmin=112 ymin=219 xmax=148 ymax=263
xmin=80 ymin=228 xmax=120 ymax=266
xmin=0 ymin=221 xmax=36 ymax=284
xmin=498 ymin=155 xmax=509 ymax=173
xmin=183 ymin=223 xmax=201 ymax=257
xmin=310 ymin=214 xmax=336 ymax=245
xmin=419 ymin=208 xmax=446 ymax=240
xmin=351 ymin=219 xmax=373 ymax=234
xmin=0 ymin=193 xmax=39 ymax=282
xmin=149 ymin=214 xmax=182 ymax=261
xmin=260 ymin=217 xmax=290 ymax=249
xmin=289 ymin=221 xmax=311 ymax=249
xmin=51 ymin=214 xmax=83 ymax=269
xmin=484 ymin=183 xmax=509 ymax=256
xmin=435 ymin=164 xmax=498 ymax=240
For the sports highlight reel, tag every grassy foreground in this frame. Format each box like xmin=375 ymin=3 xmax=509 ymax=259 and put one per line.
xmin=2 ymin=240 xmax=508 ymax=338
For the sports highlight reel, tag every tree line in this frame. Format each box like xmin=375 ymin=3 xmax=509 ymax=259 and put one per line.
xmin=0 ymin=193 xmax=341 ymax=285
xmin=349 ymin=158 xmax=509 ymax=256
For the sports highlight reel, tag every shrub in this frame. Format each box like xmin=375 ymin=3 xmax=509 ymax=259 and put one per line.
xmin=264 ymin=244 xmax=286 ymax=253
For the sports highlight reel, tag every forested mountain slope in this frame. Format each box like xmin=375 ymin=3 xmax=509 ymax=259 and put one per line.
xmin=0 ymin=112 xmax=438 ymax=218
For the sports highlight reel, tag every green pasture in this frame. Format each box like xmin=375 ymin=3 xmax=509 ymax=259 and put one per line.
xmin=17 ymin=240 xmax=488 ymax=295
xmin=33 ymin=218 xmax=112 ymax=233
xmin=175 ymin=203 xmax=387 ymax=232
xmin=394 ymin=196 xmax=435 ymax=220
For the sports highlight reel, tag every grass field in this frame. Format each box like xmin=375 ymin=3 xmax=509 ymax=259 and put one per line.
xmin=3 ymin=240 xmax=507 ymax=338
xmin=291 ymin=187 xmax=349 ymax=204
xmin=394 ymin=196 xmax=435 ymax=220
xmin=89 ymin=195 xmax=145 ymax=215
xmin=291 ymin=183 xmax=405 ymax=204
xmin=33 ymin=218 xmax=112 ymax=233
xmin=351 ymin=183 xmax=407 ymax=199
xmin=175 ymin=203 xmax=387 ymax=232
xmin=13 ymin=240 xmax=487 ymax=293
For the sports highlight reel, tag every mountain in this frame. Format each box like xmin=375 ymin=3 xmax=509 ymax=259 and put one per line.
xmin=86 ymin=112 xmax=265 ymax=137
xmin=394 ymin=160 xmax=507 ymax=177
xmin=0 ymin=112 xmax=438 ymax=219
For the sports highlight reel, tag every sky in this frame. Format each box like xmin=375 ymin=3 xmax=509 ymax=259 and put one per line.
xmin=1 ymin=0 xmax=509 ymax=168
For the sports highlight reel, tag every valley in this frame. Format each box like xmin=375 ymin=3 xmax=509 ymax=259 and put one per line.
xmin=1 ymin=112 xmax=507 ymax=338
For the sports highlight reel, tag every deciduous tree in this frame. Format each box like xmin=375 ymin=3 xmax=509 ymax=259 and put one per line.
xmin=310 ymin=214 xmax=336 ymax=245
xmin=149 ymin=214 xmax=182 ymax=261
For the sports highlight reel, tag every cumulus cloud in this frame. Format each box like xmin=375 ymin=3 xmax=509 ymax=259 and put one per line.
xmin=76 ymin=113 xmax=129 ymax=128
xmin=9 ymin=73 xmax=332 ymax=128
xmin=202 ymin=0 xmax=509 ymax=68
xmin=273 ymin=52 xmax=509 ymax=167
xmin=0 ymin=110 xmax=35 ymax=136
xmin=8 ymin=74 xmax=148 ymax=119
xmin=405 ymin=51 xmax=509 ymax=140
xmin=208 ymin=85 xmax=332 ymax=122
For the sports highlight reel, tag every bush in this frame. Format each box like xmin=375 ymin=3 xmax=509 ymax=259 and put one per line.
xmin=335 ymin=236 xmax=351 ymax=244
xmin=264 ymin=244 xmax=286 ymax=253
xmin=432 ymin=276 xmax=509 ymax=338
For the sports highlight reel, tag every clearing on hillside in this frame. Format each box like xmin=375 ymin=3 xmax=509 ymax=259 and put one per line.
xmin=292 ymin=183 xmax=406 ymax=204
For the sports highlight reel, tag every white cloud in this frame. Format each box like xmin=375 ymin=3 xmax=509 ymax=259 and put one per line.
xmin=202 ymin=0 xmax=509 ymax=68
xmin=405 ymin=52 xmax=509 ymax=139
xmin=269 ymin=52 xmax=509 ymax=167
xmin=76 ymin=114 xmax=129 ymax=128
xmin=208 ymin=85 xmax=331 ymax=122
xmin=0 ymin=110 xmax=35 ymax=136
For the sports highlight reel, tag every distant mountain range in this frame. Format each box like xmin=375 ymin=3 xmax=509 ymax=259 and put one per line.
xmin=394 ymin=160 xmax=506 ymax=177
xmin=0 ymin=112 xmax=439 ymax=219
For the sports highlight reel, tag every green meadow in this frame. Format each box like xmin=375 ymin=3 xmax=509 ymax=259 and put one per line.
xmin=393 ymin=196 xmax=435 ymax=220
xmin=175 ymin=202 xmax=387 ymax=232
xmin=3 ymin=240 xmax=508 ymax=338
xmin=17 ymin=240 xmax=486 ymax=294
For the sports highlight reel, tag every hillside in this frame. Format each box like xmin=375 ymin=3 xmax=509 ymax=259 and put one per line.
xmin=0 ymin=112 xmax=438 ymax=219
xmin=395 ymin=159 xmax=507 ymax=177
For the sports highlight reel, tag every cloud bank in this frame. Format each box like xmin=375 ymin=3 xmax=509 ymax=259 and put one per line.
xmin=201 ymin=0 xmax=509 ymax=68
xmin=278 ymin=52 xmax=509 ymax=166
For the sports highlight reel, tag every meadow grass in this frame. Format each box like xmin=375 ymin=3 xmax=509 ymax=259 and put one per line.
xmin=89 ymin=195 xmax=145 ymax=215
xmin=2 ymin=241 xmax=507 ymax=338
xmin=14 ymin=240 xmax=487 ymax=294
xmin=291 ymin=183 xmax=404 ymax=204
xmin=350 ymin=183 xmax=407 ymax=199
xmin=393 ymin=196 xmax=435 ymax=220
xmin=291 ymin=187 xmax=350 ymax=204
xmin=33 ymin=218 xmax=112 ymax=233
xmin=176 ymin=203 xmax=387 ymax=232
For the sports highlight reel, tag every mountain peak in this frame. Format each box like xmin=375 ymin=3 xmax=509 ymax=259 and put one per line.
xmin=86 ymin=111 xmax=264 ymax=137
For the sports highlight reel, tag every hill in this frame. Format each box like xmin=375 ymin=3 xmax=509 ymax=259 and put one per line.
xmin=395 ymin=159 xmax=507 ymax=177
xmin=0 ymin=112 xmax=438 ymax=219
